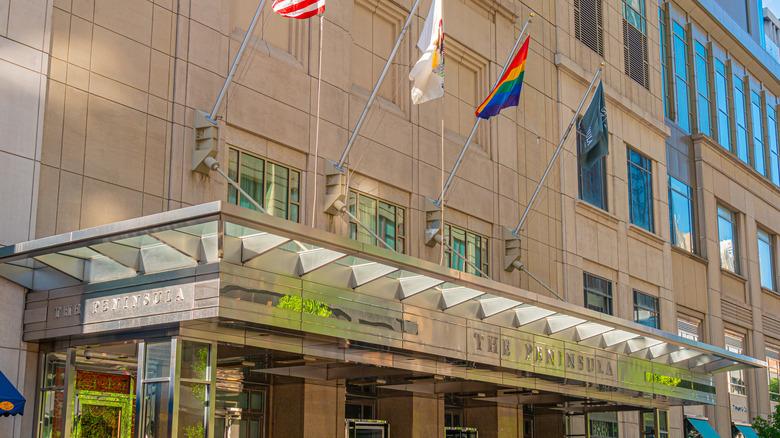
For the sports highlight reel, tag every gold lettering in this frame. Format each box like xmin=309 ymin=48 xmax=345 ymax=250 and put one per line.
xmin=567 ymin=353 xmax=575 ymax=369
xmin=535 ymin=346 xmax=543 ymax=362
xmin=587 ymin=357 xmax=595 ymax=373
xmin=526 ymin=344 xmax=534 ymax=361
xmin=606 ymin=362 xmax=614 ymax=376
xmin=175 ymin=289 xmax=184 ymax=301
xmin=473 ymin=333 xmax=483 ymax=351
xmin=102 ymin=300 xmax=109 ymax=312
xmin=578 ymin=356 xmax=585 ymax=370
xmin=132 ymin=295 xmax=139 ymax=307
xmin=487 ymin=336 xmax=498 ymax=354
xmin=502 ymin=339 xmax=510 ymax=357
xmin=143 ymin=293 xmax=150 ymax=306
xmin=546 ymin=348 xmax=555 ymax=365
xmin=111 ymin=298 xmax=120 ymax=311
xmin=93 ymin=302 xmax=100 ymax=313
xmin=166 ymin=290 xmax=172 ymax=302
xmin=153 ymin=291 xmax=161 ymax=304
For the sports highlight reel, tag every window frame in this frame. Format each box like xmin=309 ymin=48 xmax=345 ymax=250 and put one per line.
xmin=694 ymin=40 xmax=712 ymax=137
xmin=577 ymin=119 xmax=608 ymax=210
xmin=725 ymin=330 xmax=747 ymax=396
xmin=767 ymin=345 xmax=780 ymax=403
xmin=627 ymin=148 xmax=654 ymax=232
xmin=677 ymin=316 xmax=701 ymax=342
xmin=443 ymin=224 xmax=489 ymax=278
xmin=574 ymin=0 xmax=604 ymax=57
xmin=668 ymin=175 xmax=695 ymax=253
xmin=347 ymin=190 xmax=406 ymax=253
xmin=717 ymin=205 xmax=740 ymax=274
xmin=672 ymin=20 xmax=691 ymax=132
xmin=751 ymin=90 xmax=767 ymax=176
xmin=758 ymin=228 xmax=776 ymax=291
xmin=715 ymin=59 xmax=732 ymax=150
xmin=733 ymin=74 xmax=750 ymax=165
xmin=227 ymin=148 xmax=301 ymax=223
xmin=767 ymin=103 xmax=780 ymax=186
xmin=583 ymin=272 xmax=613 ymax=315
xmin=623 ymin=0 xmax=649 ymax=88
xmin=659 ymin=7 xmax=672 ymax=119
xmin=633 ymin=290 xmax=660 ymax=329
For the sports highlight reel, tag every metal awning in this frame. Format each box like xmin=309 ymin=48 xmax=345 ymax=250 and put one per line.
xmin=0 ymin=201 xmax=764 ymax=377
xmin=735 ymin=424 xmax=761 ymax=438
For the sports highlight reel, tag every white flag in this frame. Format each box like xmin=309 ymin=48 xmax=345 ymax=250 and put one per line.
xmin=409 ymin=0 xmax=444 ymax=104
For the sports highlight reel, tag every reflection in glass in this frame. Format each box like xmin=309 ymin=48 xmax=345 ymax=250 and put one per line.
xmin=768 ymin=347 xmax=780 ymax=402
xmin=758 ymin=229 xmax=775 ymax=290
xmin=628 ymin=149 xmax=653 ymax=232
xmin=734 ymin=76 xmax=749 ymax=164
xmin=768 ymin=106 xmax=780 ymax=186
xmin=668 ymin=176 xmax=694 ymax=252
xmin=717 ymin=206 xmax=739 ymax=274
xmin=752 ymin=91 xmax=767 ymax=176
xmin=179 ymin=381 xmax=209 ymax=438
xmin=141 ymin=382 xmax=170 ymax=438
xmin=673 ymin=21 xmax=690 ymax=132
xmin=715 ymin=60 xmax=731 ymax=150
xmin=584 ymin=273 xmax=613 ymax=315
xmin=145 ymin=342 xmax=171 ymax=379
xmin=694 ymin=42 xmax=711 ymax=136
xmin=634 ymin=290 xmax=659 ymax=329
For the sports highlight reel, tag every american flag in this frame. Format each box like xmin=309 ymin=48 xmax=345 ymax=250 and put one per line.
xmin=272 ymin=0 xmax=325 ymax=19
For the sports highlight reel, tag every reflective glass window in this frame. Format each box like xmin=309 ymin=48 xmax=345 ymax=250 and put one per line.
xmin=715 ymin=60 xmax=731 ymax=149
xmin=348 ymin=191 xmax=405 ymax=253
xmin=752 ymin=91 xmax=767 ymax=176
xmin=677 ymin=317 xmax=701 ymax=341
xmin=584 ymin=273 xmax=613 ymax=315
xmin=734 ymin=75 xmax=750 ymax=164
xmin=673 ymin=22 xmax=690 ymax=132
xmin=227 ymin=148 xmax=301 ymax=222
xmin=628 ymin=149 xmax=653 ymax=232
xmin=694 ymin=42 xmax=711 ymax=136
xmin=589 ymin=412 xmax=619 ymax=438
xmin=717 ymin=205 xmax=739 ymax=274
xmin=758 ymin=229 xmax=775 ymax=291
xmin=577 ymin=123 xmax=607 ymax=210
xmin=668 ymin=176 xmax=694 ymax=252
xmin=768 ymin=105 xmax=780 ymax=186
xmin=444 ymin=224 xmax=489 ymax=277
xmin=660 ymin=8 xmax=671 ymax=118
xmin=633 ymin=290 xmax=659 ymax=329
xmin=768 ymin=346 xmax=780 ymax=403
xmin=726 ymin=332 xmax=747 ymax=395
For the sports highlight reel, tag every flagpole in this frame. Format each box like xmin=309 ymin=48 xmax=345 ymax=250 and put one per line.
xmin=434 ymin=12 xmax=534 ymax=207
xmin=209 ymin=0 xmax=267 ymax=122
xmin=334 ymin=0 xmax=423 ymax=171
xmin=512 ymin=63 xmax=604 ymax=236
xmin=311 ymin=13 xmax=325 ymax=228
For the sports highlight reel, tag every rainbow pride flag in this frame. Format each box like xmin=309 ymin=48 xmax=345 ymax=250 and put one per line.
xmin=476 ymin=36 xmax=530 ymax=119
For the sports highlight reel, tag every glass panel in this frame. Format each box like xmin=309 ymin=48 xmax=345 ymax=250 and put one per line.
xmin=668 ymin=176 xmax=694 ymax=252
xmin=660 ymin=8 xmax=670 ymax=118
xmin=180 ymin=341 xmax=210 ymax=381
xmin=673 ymin=22 xmax=690 ymax=132
xmin=768 ymin=105 xmax=780 ymax=186
xmin=265 ymin=162 xmax=290 ymax=220
xmin=450 ymin=227 xmax=466 ymax=272
xmin=628 ymin=150 xmax=653 ymax=232
xmin=758 ymin=230 xmax=775 ymax=290
xmin=377 ymin=201 xmax=396 ymax=250
xmin=228 ymin=149 xmax=239 ymax=205
xmin=768 ymin=349 xmax=780 ymax=402
xmin=141 ymin=382 xmax=170 ymax=438
xmin=217 ymin=390 xmax=249 ymax=410
xmin=734 ymin=76 xmax=749 ymax=164
xmin=239 ymin=154 xmax=265 ymax=212
xmin=39 ymin=390 xmax=64 ymax=438
xmin=358 ymin=195 xmax=377 ymax=246
xmin=695 ymin=42 xmax=711 ymax=136
xmin=179 ymin=381 xmax=209 ymax=438
xmin=623 ymin=0 xmax=646 ymax=33
xmin=715 ymin=60 xmax=731 ymax=149
xmin=589 ymin=412 xmax=619 ymax=438
xmin=145 ymin=342 xmax=171 ymax=379
xmin=752 ymin=91 xmax=766 ymax=175
xmin=717 ymin=207 xmax=738 ymax=273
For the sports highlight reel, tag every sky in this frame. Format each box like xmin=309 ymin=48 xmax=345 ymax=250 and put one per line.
xmin=765 ymin=0 xmax=780 ymax=18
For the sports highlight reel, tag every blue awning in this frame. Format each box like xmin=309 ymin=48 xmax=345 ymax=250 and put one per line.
xmin=688 ymin=419 xmax=722 ymax=438
xmin=0 ymin=370 xmax=25 ymax=416
xmin=735 ymin=425 xmax=760 ymax=438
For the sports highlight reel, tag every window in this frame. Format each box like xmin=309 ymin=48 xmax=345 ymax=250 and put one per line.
xmin=672 ymin=21 xmax=691 ymax=132
xmin=758 ymin=229 xmax=775 ymax=291
xmin=444 ymin=224 xmax=489 ymax=277
xmin=584 ymin=273 xmax=613 ymax=315
xmin=734 ymin=75 xmax=750 ymax=164
xmin=634 ymin=291 xmax=659 ymax=329
xmin=628 ymin=149 xmax=653 ymax=232
xmin=589 ymin=412 xmax=619 ymax=438
xmin=694 ymin=42 xmax=711 ymax=136
xmin=668 ymin=176 xmax=695 ymax=252
xmin=578 ymin=121 xmax=607 ymax=209
xmin=677 ymin=316 xmax=701 ymax=341
xmin=717 ymin=205 xmax=739 ymax=274
xmin=659 ymin=8 xmax=671 ymax=118
xmin=725 ymin=331 xmax=747 ymax=395
xmin=752 ymin=91 xmax=767 ymax=176
xmin=574 ymin=0 xmax=604 ymax=56
xmin=348 ymin=192 xmax=405 ymax=252
xmin=715 ymin=60 xmax=731 ymax=149
xmin=768 ymin=346 xmax=780 ymax=403
xmin=227 ymin=148 xmax=301 ymax=222
xmin=623 ymin=0 xmax=649 ymax=88
xmin=643 ymin=411 xmax=669 ymax=438
xmin=768 ymin=105 xmax=780 ymax=186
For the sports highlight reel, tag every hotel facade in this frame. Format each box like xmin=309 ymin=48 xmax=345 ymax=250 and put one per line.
xmin=0 ymin=0 xmax=779 ymax=437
